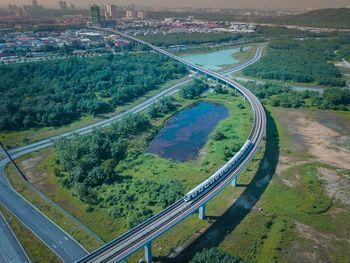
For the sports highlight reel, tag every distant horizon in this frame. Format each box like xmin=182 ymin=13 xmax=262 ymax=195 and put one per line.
xmin=1 ymin=0 xmax=350 ymax=10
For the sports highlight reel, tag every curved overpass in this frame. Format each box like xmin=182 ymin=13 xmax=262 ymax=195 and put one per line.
xmin=76 ymin=29 xmax=266 ymax=263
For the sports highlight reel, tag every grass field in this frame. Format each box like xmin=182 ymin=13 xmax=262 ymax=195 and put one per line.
xmin=0 ymin=203 xmax=61 ymax=263
xmin=5 ymin=90 xmax=258 ymax=261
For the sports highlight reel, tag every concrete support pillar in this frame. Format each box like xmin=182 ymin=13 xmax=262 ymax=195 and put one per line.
xmin=231 ymin=177 xmax=237 ymax=187
xmin=199 ymin=204 xmax=206 ymax=220
xmin=144 ymin=241 xmax=152 ymax=263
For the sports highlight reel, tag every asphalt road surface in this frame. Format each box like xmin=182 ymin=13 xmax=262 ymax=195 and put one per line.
xmin=0 ymin=166 xmax=88 ymax=262
xmin=0 ymin=212 xmax=30 ymax=263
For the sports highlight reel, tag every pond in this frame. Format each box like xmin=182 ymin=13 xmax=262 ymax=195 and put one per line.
xmin=148 ymin=102 xmax=229 ymax=162
xmin=181 ymin=47 xmax=250 ymax=71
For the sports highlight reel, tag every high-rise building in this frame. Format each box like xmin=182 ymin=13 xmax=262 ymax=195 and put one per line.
xmin=126 ymin=10 xmax=135 ymax=18
xmin=105 ymin=4 xmax=117 ymax=20
xmin=59 ymin=0 xmax=67 ymax=10
xmin=137 ymin=11 xmax=146 ymax=20
xmin=32 ymin=0 xmax=38 ymax=7
xmin=90 ymin=4 xmax=101 ymax=25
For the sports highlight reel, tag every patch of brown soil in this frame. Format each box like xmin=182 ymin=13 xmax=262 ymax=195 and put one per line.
xmin=276 ymin=155 xmax=304 ymax=188
xmin=20 ymin=156 xmax=47 ymax=183
xmin=328 ymin=207 xmax=347 ymax=218
xmin=295 ymin=221 xmax=350 ymax=246
xmin=317 ymin=167 xmax=350 ymax=206
xmin=294 ymin=116 xmax=350 ymax=170
xmin=276 ymin=155 xmax=307 ymax=174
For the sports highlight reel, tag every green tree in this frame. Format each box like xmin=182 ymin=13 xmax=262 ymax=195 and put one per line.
xmin=190 ymin=248 xmax=246 ymax=263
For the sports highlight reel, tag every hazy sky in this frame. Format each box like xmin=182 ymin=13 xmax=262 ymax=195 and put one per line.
xmin=1 ymin=0 xmax=350 ymax=9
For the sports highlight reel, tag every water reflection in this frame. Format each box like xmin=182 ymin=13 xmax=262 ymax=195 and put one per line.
xmin=148 ymin=102 xmax=229 ymax=162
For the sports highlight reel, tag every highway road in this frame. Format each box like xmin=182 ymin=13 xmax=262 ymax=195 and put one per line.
xmin=75 ymin=29 xmax=266 ymax=263
xmin=0 ymin=43 xmax=263 ymax=262
xmin=0 ymin=165 xmax=88 ymax=262
xmin=0 ymin=212 xmax=30 ymax=263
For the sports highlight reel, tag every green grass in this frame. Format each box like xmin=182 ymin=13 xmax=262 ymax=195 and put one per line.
xmin=233 ymin=45 xmax=257 ymax=63
xmin=0 ymin=77 xmax=189 ymax=149
xmin=0 ymin=203 xmax=61 ymax=263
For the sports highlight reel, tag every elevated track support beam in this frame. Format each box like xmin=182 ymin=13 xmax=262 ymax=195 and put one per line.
xmin=231 ymin=177 xmax=237 ymax=187
xmin=199 ymin=204 xmax=206 ymax=220
xmin=144 ymin=241 xmax=152 ymax=263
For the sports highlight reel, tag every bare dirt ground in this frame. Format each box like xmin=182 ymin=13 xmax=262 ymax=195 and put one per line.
xmin=19 ymin=156 xmax=56 ymax=194
xmin=290 ymin=221 xmax=350 ymax=263
xmin=295 ymin=116 xmax=350 ymax=170
xmin=20 ymin=156 xmax=46 ymax=183
xmin=281 ymin=110 xmax=350 ymax=170
xmin=317 ymin=167 xmax=350 ymax=206
xmin=272 ymin=108 xmax=350 ymax=262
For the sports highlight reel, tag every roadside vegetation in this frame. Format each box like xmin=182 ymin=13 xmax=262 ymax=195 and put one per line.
xmin=243 ymin=38 xmax=348 ymax=87
xmin=0 ymin=52 xmax=186 ymax=131
xmin=190 ymin=248 xmax=246 ymax=263
xmin=0 ymin=204 xmax=61 ymax=263
xmin=244 ymin=81 xmax=350 ymax=110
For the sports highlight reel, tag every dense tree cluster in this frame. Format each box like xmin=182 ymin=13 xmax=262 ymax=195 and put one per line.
xmin=190 ymin=248 xmax=246 ymax=263
xmin=180 ymin=78 xmax=209 ymax=99
xmin=148 ymin=97 xmax=176 ymax=117
xmin=0 ymin=52 xmax=187 ymax=130
xmin=54 ymin=113 xmax=150 ymax=203
xmin=54 ymin=112 xmax=184 ymax=223
xmin=257 ymin=8 xmax=350 ymax=29
xmin=106 ymin=178 xmax=183 ymax=229
xmin=213 ymin=84 xmax=229 ymax=94
xmin=245 ymin=81 xmax=350 ymax=110
xmin=243 ymin=39 xmax=346 ymax=87
xmin=139 ymin=32 xmax=242 ymax=47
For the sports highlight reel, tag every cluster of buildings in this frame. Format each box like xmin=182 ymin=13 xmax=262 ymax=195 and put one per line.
xmin=58 ymin=0 xmax=75 ymax=11
xmin=89 ymin=4 xmax=147 ymax=26
xmin=0 ymin=29 xmax=129 ymax=62
xmin=6 ymin=0 xmax=75 ymax=17
xmin=113 ymin=17 xmax=256 ymax=38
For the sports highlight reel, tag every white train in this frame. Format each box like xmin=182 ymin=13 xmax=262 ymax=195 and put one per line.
xmin=184 ymin=140 xmax=252 ymax=202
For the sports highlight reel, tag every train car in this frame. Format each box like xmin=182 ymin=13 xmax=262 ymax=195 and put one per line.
xmin=184 ymin=140 xmax=252 ymax=202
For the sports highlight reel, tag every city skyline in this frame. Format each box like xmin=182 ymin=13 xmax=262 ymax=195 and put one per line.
xmin=1 ymin=0 xmax=350 ymax=9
